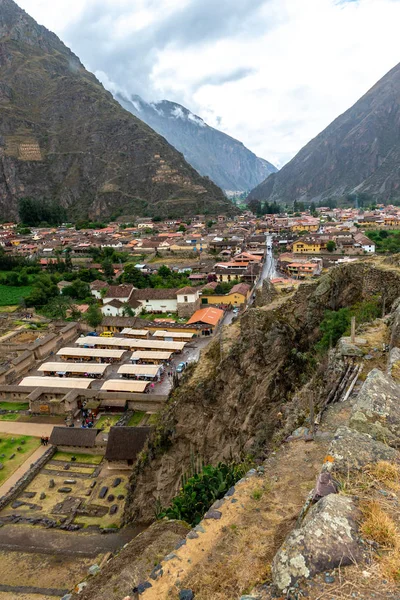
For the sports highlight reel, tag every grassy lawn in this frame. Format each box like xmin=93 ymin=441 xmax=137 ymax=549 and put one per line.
xmin=0 ymin=305 xmax=18 ymax=313
xmin=0 ymin=402 xmax=29 ymax=411
xmin=127 ymin=411 xmax=146 ymax=426
xmin=53 ymin=451 xmax=103 ymax=465
xmin=0 ymin=285 xmax=33 ymax=306
xmin=0 ymin=413 xmax=21 ymax=421
xmin=96 ymin=414 xmax=121 ymax=432
xmin=0 ymin=434 xmax=41 ymax=485
xmin=148 ymin=413 xmax=159 ymax=426
xmin=139 ymin=312 xmax=187 ymax=323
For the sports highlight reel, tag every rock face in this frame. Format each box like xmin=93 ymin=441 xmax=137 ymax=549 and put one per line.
xmin=349 ymin=369 xmax=400 ymax=446
xmin=118 ymin=94 xmax=277 ymax=193
xmin=0 ymin=0 xmax=234 ymax=220
xmin=323 ymin=426 xmax=399 ymax=474
xmin=124 ymin=261 xmax=400 ymax=524
xmin=248 ymin=62 xmax=400 ymax=204
xmin=272 ymin=495 xmax=363 ymax=591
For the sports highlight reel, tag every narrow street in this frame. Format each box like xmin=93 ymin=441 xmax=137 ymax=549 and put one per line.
xmin=256 ymin=233 xmax=277 ymax=289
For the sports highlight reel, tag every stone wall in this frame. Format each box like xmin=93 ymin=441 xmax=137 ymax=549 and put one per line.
xmin=177 ymin=298 xmax=200 ymax=318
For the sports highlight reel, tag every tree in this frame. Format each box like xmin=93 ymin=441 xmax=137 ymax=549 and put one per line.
xmin=326 ymin=241 xmax=336 ymax=253
xmin=62 ymin=279 xmax=90 ymax=300
xmin=42 ymin=296 xmax=72 ymax=320
xmin=178 ymin=224 xmax=186 ymax=233
xmin=158 ymin=265 xmax=172 ymax=278
xmin=102 ymin=259 xmax=114 ymax=278
xmin=248 ymin=198 xmax=262 ymax=216
xmin=85 ymin=305 xmax=103 ymax=328
xmin=122 ymin=303 xmax=135 ymax=317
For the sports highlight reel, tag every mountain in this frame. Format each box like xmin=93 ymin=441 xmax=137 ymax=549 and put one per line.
xmin=117 ymin=94 xmax=277 ymax=193
xmin=248 ymin=62 xmax=400 ymax=205
xmin=0 ymin=0 xmax=234 ymax=220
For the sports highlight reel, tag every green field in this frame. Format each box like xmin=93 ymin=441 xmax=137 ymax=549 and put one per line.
xmin=0 ymin=414 xmax=21 ymax=421
xmin=0 ymin=285 xmax=32 ymax=306
xmin=96 ymin=415 xmax=120 ymax=432
xmin=0 ymin=402 xmax=29 ymax=411
xmin=0 ymin=435 xmax=41 ymax=485
xmin=53 ymin=451 xmax=103 ymax=464
xmin=127 ymin=411 xmax=146 ymax=426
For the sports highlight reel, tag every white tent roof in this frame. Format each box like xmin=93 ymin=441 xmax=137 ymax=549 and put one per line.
xmin=57 ymin=347 xmax=125 ymax=359
xmin=117 ymin=365 xmax=160 ymax=377
xmin=100 ymin=379 xmax=148 ymax=393
xmin=19 ymin=376 xmax=94 ymax=389
xmin=121 ymin=328 xmax=149 ymax=337
xmin=77 ymin=336 xmax=185 ymax=351
xmin=38 ymin=362 xmax=107 ymax=374
xmin=152 ymin=330 xmax=194 ymax=339
xmin=131 ymin=351 xmax=173 ymax=361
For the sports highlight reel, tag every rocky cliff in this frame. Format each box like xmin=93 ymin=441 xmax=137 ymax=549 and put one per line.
xmin=117 ymin=95 xmax=277 ymax=193
xmin=0 ymin=0 xmax=234 ymax=220
xmin=248 ymin=62 xmax=400 ymax=205
xmin=124 ymin=260 xmax=400 ymax=524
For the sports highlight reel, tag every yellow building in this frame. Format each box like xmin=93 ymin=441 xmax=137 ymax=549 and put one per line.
xmin=292 ymin=240 xmax=321 ymax=253
xmin=291 ymin=223 xmax=319 ymax=232
xmin=201 ymin=283 xmax=251 ymax=307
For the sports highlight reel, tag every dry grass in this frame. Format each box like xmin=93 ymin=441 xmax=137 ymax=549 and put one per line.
xmin=182 ymin=522 xmax=273 ymax=600
xmin=366 ymin=461 xmax=400 ymax=491
xmin=360 ymin=500 xmax=398 ymax=548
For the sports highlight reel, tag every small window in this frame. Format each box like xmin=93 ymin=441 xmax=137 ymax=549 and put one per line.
xmin=184 ymin=296 xmax=188 ymax=302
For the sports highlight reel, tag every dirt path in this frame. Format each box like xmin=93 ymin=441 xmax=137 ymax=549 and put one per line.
xmin=0 ymin=445 xmax=48 ymax=497
xmin=0 ymin=422 xmax=55 ymax=437
xmin=0 ymin=524 xmax=145 ymax=557
xmin=141 ymin=435 xmax=333 ymax=600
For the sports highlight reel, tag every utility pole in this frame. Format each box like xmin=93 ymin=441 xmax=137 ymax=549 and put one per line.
xmin=309 ymin=392 xmax=315 ymax=438
xmin=351 ymin=316 xmax=356 ymax=344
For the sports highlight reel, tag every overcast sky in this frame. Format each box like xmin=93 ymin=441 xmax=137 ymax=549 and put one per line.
xmin=16 ymin=0 xmax=400 ymax=168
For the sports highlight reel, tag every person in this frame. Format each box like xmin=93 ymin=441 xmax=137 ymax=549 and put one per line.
xmin=40 ymin=436 xmax=44 ymax=445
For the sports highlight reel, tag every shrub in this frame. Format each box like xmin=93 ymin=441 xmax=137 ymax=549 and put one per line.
xmin=159 ymin=461 xmax=249 ymax=526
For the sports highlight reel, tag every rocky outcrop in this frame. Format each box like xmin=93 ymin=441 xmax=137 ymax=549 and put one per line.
xmin=349 ymin=368 xmax=400 ymax=446
xmin=0 ymin=0 xmax=234 ymax=220
xmin=70 ymin=520 xmax=189 ymax=600
xmin=248 ymin=62 xmax=400 ymax=204
xmin=322 ymin=426 xmax=399 ymax=474
xmin=272 ymin=495 xmax=363 ymax=591
xmin=118 ymin=95 xmax=277 ymax=193
xmin=124 ymin=261 xmax=400 ymax=524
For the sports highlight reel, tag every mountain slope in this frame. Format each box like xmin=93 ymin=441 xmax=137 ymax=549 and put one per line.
xmin=248 ymin=62 xmax=400 ymax=204
xmin=0 ymin=0 xmax=234 ymax=220
xmin=117 ymin=94 xmax=277 ymax=193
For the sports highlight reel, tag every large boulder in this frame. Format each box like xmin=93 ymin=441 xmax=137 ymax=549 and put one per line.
xmin=322 ymin=426 xmax=399 ymax=474
xmin=349 ymin=369 xmax=400 ymax=447
xmin=387 ymin=347 xmax=400 ymax=381
xmin=272 ymin=495 xmax=362 ymax=591
xmin=389 ymin=301 xmax=400 ymax=349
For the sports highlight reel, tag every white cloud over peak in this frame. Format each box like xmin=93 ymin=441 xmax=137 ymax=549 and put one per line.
xmin=16 ymin=0 xmax=400 ymax=167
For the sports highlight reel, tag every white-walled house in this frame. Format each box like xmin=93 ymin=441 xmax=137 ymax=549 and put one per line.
xmin=132 ymin=289 xmax=178 ymax=313
xmin=354 ymin=233 xmax=376 ymax=254
xmin=103 ymin=285 xmax=135 ymax=304
xmin=90 ymin=280 xmax=108 ymax=300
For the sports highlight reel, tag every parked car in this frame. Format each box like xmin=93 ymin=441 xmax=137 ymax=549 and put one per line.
xmin=233 ymin=307 xmax=240 ymax=314
xmin=100 ymin=331 xmax=113 ymax=338
xmin=176 ymin=362 xmax=186 ymax=373
xmin=87 ymin=331 xmax=99 ymax=337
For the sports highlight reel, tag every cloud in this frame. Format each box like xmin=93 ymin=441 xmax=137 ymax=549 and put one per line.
xmin=15 ymin=0 xmax=400 ymax=168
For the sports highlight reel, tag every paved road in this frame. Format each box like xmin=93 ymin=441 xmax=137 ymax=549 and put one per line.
xmin=256 ymin=234 xmax=277 ymax=289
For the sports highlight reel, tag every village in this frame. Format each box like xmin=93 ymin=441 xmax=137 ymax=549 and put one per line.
xmin=0 ymin=203 xmax=398 ymax=597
